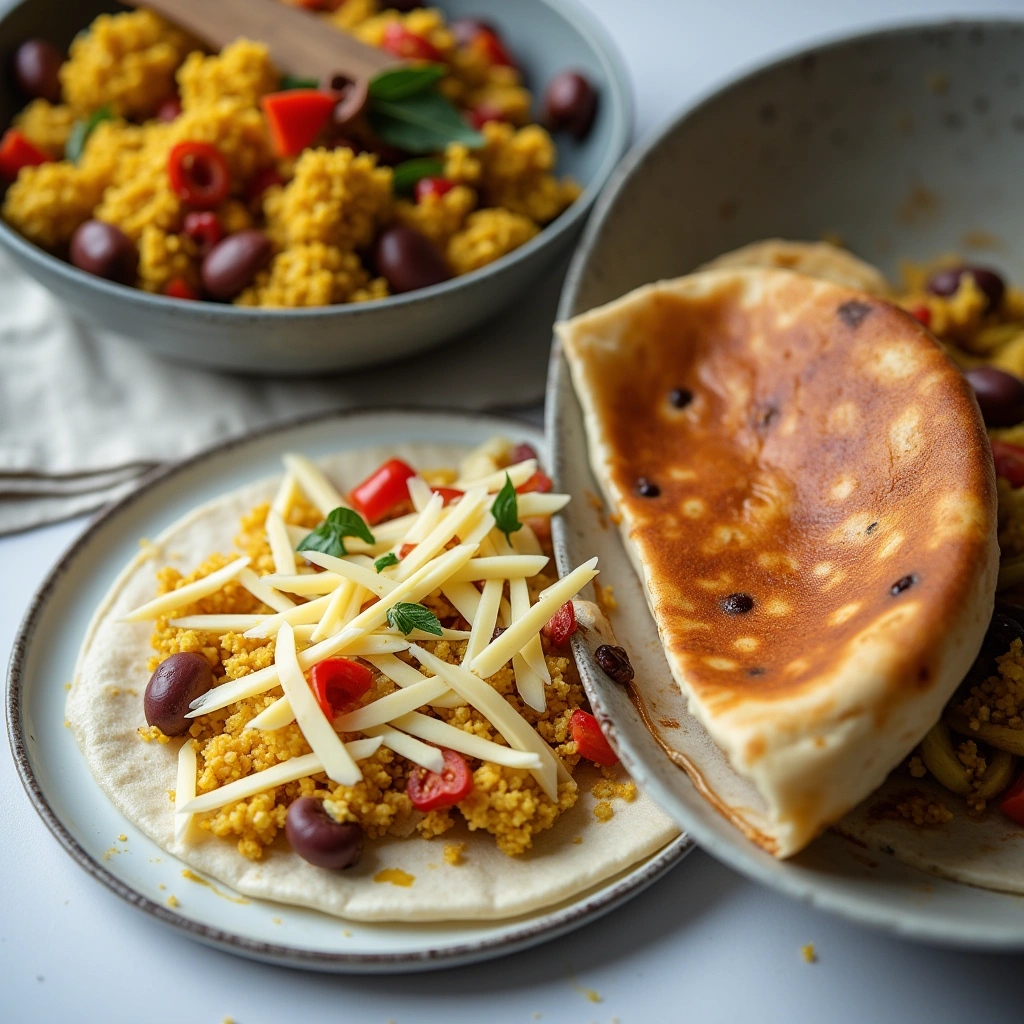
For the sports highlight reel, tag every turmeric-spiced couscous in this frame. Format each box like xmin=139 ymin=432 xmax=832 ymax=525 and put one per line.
xmin=1 ymin=4 xmax=597 ymax=305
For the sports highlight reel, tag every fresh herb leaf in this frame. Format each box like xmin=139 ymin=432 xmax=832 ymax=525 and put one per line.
xmin=491 ymin=473 xmax=522 ymax=542
xmin=374 ymin=552 xmax=400 ymax=573
xmin=368 ymin=64 xmax=446 ymax=102
xmin=279 ymin=74 xmax=321 ymax=91
xmin=386 ymin=601 xmax=443 ymax=636
xmin=66 ymin=105 xmax=113 ymax=163
xmin=392 ymin=157 xmax=445 ymax=194
xmin=297 ymin=507 xmax=375 ymax=558
xmin=368 ymin=92 xmax=484 ymax=154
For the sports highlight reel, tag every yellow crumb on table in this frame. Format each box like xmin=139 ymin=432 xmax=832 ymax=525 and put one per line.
xmin=64 ymin=683 xmax=71 ymax=691
xmin=271 ymin=916 xmax=282 ymax=924
xmin=801 ymin=942 xmax=817 ymax=963
xmin=166 ymin=894 xmax=179 ymax=908
xmin=593 ymin=801 xmax=614 ymax=822
xmin=443 ymin=842 xmax=467 ymax=866
xmin=118 ymin=834 xmax=127 ymax=842
xmin=158 ymin=884 xmax=165 ymax=890
xmin=138 ymin=725 xmax=170 ymax=744
xmin=572 ymin=836 xmax=583 ymax=845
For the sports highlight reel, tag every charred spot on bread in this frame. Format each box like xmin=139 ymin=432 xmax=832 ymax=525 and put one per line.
xmin=890 ymin=574 xmax=917 ymax=596
xmin=722 ymin=593 xmax=755 ymax=615
xmin=669 ymin=387 xmax=693 ymax=409
xmin=837 ymin=299 xmax=873 ymax=327
xmin=636 ymin=477 xmax=660 ymax=497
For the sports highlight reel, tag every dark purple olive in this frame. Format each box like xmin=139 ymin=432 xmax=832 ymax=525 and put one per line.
xmin=450 ymin=17 xmax=498 ymax=47
xmin=285 ymin=797 xmax=364 ymax=869
xmin=144 ymin=652 xmax=214 ymax=736
xmin=372 ymin=225 xmax=451 ymax=294
xmin=595 ymin=644 xmax=634 ymax=685
xmin=14 ymin=38 xmax=63 ymax=103
xmin=926 ymin=264 xmax=1006 ymax=311
xmin=69 ymin=220 xmax=137 ymax=285
xmin=543 ymin=70 xmax=598 ymax=139
xmin=201 ymin=230 xmax=272 ymax=300
xmin=965 ymin=366 xmax=1024 ymax=427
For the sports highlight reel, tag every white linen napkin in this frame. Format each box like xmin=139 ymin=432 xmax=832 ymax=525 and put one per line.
xmin=0 ymin=251 xmax=563 ymax=534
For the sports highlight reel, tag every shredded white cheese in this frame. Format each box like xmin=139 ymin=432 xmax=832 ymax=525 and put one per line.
xmin=238 ymin=567 xmax=296 ymax=613
xmin=282 ymin=453 xmax=346 ymax=517
xmin=174 ymin=739 xmax=197 ymax=841
xmin=363 ymin=725 xmax=445 ymax=773
xmin=120 ymin=556 xmax=250 ymax=622
xmin=389 ymin=711 xmax=543 ymax=770
xmin=265 ymin=507 xmax=297 ymax=576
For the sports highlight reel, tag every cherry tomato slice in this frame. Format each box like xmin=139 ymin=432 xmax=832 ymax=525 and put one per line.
xmin=182 ymin=210 xmax=223 ymax=256
xmin=246 ymin=165 xmax=285 ymax=203
xmin=310 ymin=658 xmax=373 ymax=719
xmin=0 ymin=128 xmax=50 ymax=180
xmin=164 ymin=276 xmax=198 ymax=300
xmin=517 ymin=471 xmax=553 ymax=494
xmin=260 ymin=89 xmax=336 ymax=158
xmin=349 ymin=458 xmax=416 ymax=524
xmin=570 ymin=709 xmax=618 ymax=765
xmin=414 ymin=176 xmax=455 ymax=204
xmin=407 ymin=748 xmax=473 ymax=810
xmin=910 ymin=304 xmax=932 ymax=327
xmin=382 ymin=23 xmax=443 ymax=62
xmin=431 ymin=486 xmax=464 ymax=506
xmin=999 ymin=772 xmax=1024 ymax=825
xmin=167 ymin=141 xmax=230 ymax=209
xmin=542 ymin=601 xmax=577 ymax=647
xmin=991 ymin=440 xmax=1024 ymax=488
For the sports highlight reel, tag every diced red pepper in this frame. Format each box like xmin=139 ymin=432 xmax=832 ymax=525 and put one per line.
xmin=381 ymin=23 xmax=443 ymax=62
xmin=167 ymin=141 xmax=230 ymax=209
xmin=471 ymin=27 xmax=516 ymax=68
xmin=414 ymin=176 xmax=455 ymax=204
xmin=399 ymin=542 xmax=416 ymax=559
xmin=542 ymin=601 xmax=577 ymax=647
xmin=245 ymin=165 xmax=285 ymax=203
xmin=164 ymin=276 xmax=198 ymax=300
xmin=310 ymin=658 xmax=374 ymax=720
xmin=156 ymin=96 xmax=182 ymax=123
xmin=991 ymin=440 xmax=1024 ymax=488
xmin=570 ymin=709 xmax=618 ymax=766
xmin=999 ymin=771 xmax=1024 ymax=825
xmin=407 ymin=748 xmax=473 ymax=810
xmin=517 ymin=471 xmax=553 ymax=494
xmin=431 ymin=486 xmax=464 ymax=506
xmin=0 ymin=129 xmax=50 ymax=180
xmin=468 ymin=102 xmax=505 ymax=129
xmin=260 ymin=89 xmax=336 ymax=158
xmin=910 ymin=304 xmax=932 ymax=327
xmin=349 ymin=458 xmax=416 ymax=524
xmin=182 ymin=210 xmax=223 ymax=256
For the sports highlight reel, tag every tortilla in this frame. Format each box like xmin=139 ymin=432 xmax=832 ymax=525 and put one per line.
xmin=67 ymin=442 xmax=678 ymax=922
xmin=557 ymin=266 xmax=999 ymax=858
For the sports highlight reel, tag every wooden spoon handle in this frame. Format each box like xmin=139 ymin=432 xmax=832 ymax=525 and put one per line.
xmin=138 ymin=0 xmax=395 ymax=83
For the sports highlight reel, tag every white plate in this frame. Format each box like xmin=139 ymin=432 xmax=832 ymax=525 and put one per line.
xmin=5 ymin=409 xmax=691 ymax=973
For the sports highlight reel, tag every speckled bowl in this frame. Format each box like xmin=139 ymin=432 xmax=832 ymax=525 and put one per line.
xmin=0 ymin=0 xmax=629 ymax=374
xmin=549 ymin=19 xmax=1024 ymax=947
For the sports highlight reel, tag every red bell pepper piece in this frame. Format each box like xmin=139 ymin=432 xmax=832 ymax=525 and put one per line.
xmin=407 ymin=748 xmax=473 ymax=810
xmin=999 ymin=771 xmax=1024 ymax=826
xmin=570 ymin=709 xmax=618 ymax=766
xmin=310 ymin=658 xmax=373 ymax=720
xmin=430 ymin=486 xmax=463 ymax=506
xmin=414 ymin=176 xmax=455 ymax=204
xmin=542 ymin=601 xmax=577 ymax=647
xmin=260 ymin=90 xmax=336 ymax=158
xmin=0 ymin=129 xmax=50 ymax=180
xmin=349 ymin=458 xmax=416 ymax=524
xmin=991 ymin=440 xmax=1024 ymax=488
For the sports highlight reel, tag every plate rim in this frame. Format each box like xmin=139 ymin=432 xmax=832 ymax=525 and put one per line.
xmin=5 ymin=406 xmax=692 ymax=973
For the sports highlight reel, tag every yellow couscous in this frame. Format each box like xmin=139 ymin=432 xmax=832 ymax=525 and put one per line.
xmin=1 ymin=4 xmax=590 ymax=306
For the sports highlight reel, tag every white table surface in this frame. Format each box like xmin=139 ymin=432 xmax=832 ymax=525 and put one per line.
xmin=6 ymin=0 xmax=1024 ymax=1020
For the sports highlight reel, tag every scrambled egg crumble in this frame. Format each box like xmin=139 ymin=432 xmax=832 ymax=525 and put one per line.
xmin=143 ymin=490 xmax=592 ymax=861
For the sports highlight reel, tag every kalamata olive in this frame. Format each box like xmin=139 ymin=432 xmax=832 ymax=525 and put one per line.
xmin=285 ymin=797 xmax=364 ymax=869
xmin=144 ymin=652 xmax=214 ymax=736
xmin=201 ymin=230 xmax=272 ymax=300
xmin=371 ymin=225 xmax=451 ymax=294
xmin=543 ymin=70 xmax=598 ymax=139
xmin=595 ymin=644 xmax=634 ymax=685
xmin=926 ymin=265 xmax=1006 ymax=311
xmin=14 ymin=38 xmax=62 ymax=103
xmin=69 ymin=220 xmax=137 ymax=285
xmin=450 ymin=17 xmax=498 ymax=47
xmin=965 ymin=366 xmax=1024 ymax=427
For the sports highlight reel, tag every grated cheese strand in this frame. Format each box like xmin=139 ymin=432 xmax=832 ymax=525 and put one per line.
xmin=516 ymin=493 xmax=571 ymax=517
xmin=363 ymin=725 xmax=445 ymax=773
xmin=310 ymin=579 xmax=355 ymax=643
xmin=170 ymin=614 xmax=267 ymax=632
xmin=389 ymin=711 xmax=543 ymax=770
xmin=362 ymin=653 xmax=465 ymax=709
xmin=276 ymin=621 xmax=360 ymax=786
xmin=265 ymin=507 xmax=297 ymax=575
xmin=282 ymin=453 xmax=346 ymax=517
xmin=302 ymin=551 xmax=396 ymax=597
xmin=440 ymin=581 xmax=481 ymax=624
xmin=258 ymin=572 xmax=343 ymax=596
xmin=391 ymin=489 xmax=487 ymax=582
xmin=452 ymin=459 xmax=536 ymax=493
xmin=243 ymin=591 xmax=339 ymax=638
xmin=271 ymin=471 xmax=298 ymax=518
xmin=120 ymin=556 xmax=250 ymax=622
xmin=174 ymin=739 xmax=197 ymax=841
xmin=402 ymin=490 xmax=444 ymax=544
xmin=238 ymin=567 xmax=296 ymax=613
xmin=407 ymin=475 xmax=433 ymax=513
xmin=465 ymin=578 xmax=503 ymax=665
xmin=470 ymin=559 xmax=599 ymax=679
xmin=333 ymin=676 xmax=452 ymax=732
xmin=446 ymin=554 xmax=549 ymax=582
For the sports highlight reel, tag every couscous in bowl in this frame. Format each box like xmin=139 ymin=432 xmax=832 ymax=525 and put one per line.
xmin=0 ymin=0 xmax=629 ymax=373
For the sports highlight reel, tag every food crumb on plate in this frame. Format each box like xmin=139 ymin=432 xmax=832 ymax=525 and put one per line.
xmin=374 ymin=868 xmax=415 ymax=887
xmin=593 ymin=801 xmax=614 ymax=822
xmin=271 ymin=917 xmax=281 ymax=925
xmin=572 ymin=836 xmax=583 ymax=845
xmin=443 ymin=842 xmax=467 ymax=866
xmin=801 ymin=942 xmax=817 ymax=963
xmin=64 ymin=682 xmax=71 ymax=691
xmin=118 ymin=834 xmax=127 ymax=842
xmin=166 ymin=894 xmax=178 ymax=908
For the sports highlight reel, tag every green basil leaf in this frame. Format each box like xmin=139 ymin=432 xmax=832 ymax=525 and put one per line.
xmin=66 ymin=105 xmax=114 ymax=163
xmin=279 ymin=74 xmax=320 ymax=91
xmin=368 ymin=92 xmax=484 ymax=154
xmin=297 ymin=506 xmax=375 ymax=558
xmin=392 ymin=157 xmax=445 ymax=194
xmin=386 ymin=601 xmax=443 ymax=637
xmin=491 ymin=473 xmax=522 ymax=542
xmin=368 ymin=64 xmax=446 ymax=102
xmin=374 ymin=552 xmax=400 ymax=573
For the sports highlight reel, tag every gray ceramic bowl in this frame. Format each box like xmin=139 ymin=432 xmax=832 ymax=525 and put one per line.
xmin=549 ymin=19 xmax=1024 ymax=947
xmin=0 ymin=0 xmax=629 ymax=374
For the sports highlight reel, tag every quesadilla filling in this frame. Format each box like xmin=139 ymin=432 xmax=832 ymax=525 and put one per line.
xmin=891 ymin=258 xmax=1024 ymax=824
xmin=125 ymin=438 xmax=624 ymax=867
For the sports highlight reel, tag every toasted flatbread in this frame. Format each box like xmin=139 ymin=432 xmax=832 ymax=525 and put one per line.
xmin=557 ymin=267 xmax=998 ymax=857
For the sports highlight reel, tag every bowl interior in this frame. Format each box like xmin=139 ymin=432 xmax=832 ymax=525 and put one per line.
xmin=550 ymin=19 xmax=1024 ymax=948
